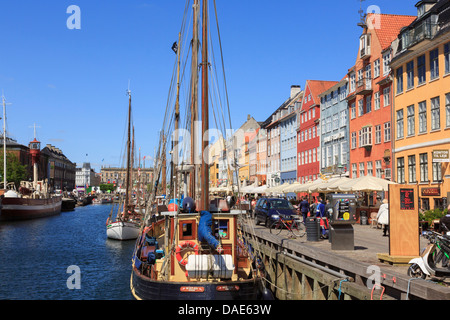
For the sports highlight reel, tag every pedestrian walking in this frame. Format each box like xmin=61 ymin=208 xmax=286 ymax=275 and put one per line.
xmin=299 ymin=196 xmax=310 ymax=223
xmin=376 ymin=199 xmax=389 ymax=236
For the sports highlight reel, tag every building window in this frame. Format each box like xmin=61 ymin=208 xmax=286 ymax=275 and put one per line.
xmin=432 ymin=162 xmax=442 ymax=182
xmin=352 ymin=163 xmax=357 ymax=178
xmin=351 ymin=132 xmax=357 ymax=149
xmin=420 ymin=153 xmax=428 ymax=182
xmin=376 ymin=160 xmax=382 ymax=178
xmin=419 ymin=101 xmax=427 ymax=133
xmin=446 ymin=93 xmax=450 ymax=128
xmin=360 ymin=126 xmax=372 ymax=147
xmin=407 ymin=60 xmax=414 ymax=89
xmin=430 ymin=48 xmax=439 ymax=80
xmin=408 ymin=155 xmax=416 ymax=183
xmin=340 ymin=110 xmax=347 ymax=127
xmin=374 ymin=59 xmax=380 ymax=78
xmin=383 ymin=87 xmax=390 ymax=106
xmin=418 ymin=54 xmax=426 ymax=85
xmin=367 ymin=161 xmax=373 ymax=176
xmin=332 ymin=114 xmax=339 ymax=131
xmin=350 ymin=73 xmax=356 ymax=92
xmin=383 ymin=51 xmax=391 ymax=76
xmin=350 ymin=102 xmax=356 ymax=119
xmin=358 ymin=99 xmax=364 ymax=117
xmin=374 ymin=92 xmax=380 ymax=110
xmin=384 ymin=122 xmax=391 ymax=142
xmin=445 ymin=42 xmax=450 ymax=75
xmin=327 ymin=146 xmax=332 ymax=167
xmin=375 ymin=125 xmax=381 ymax=144
xmin=359 ymin=162 xmax=365 ymax=177
xmin=396 ymin=109 xmax=404 ymax=139
xmin=396 ymin=67 xmax=404 ymax=94
xmin=366 ymin=95 xmax=372 ymax=113
xmin=397 ymin=157 xmax=405 ymax=184
xmin=431 ymin=97 xmax=440 ymax=130
xmin=407 ymin=105 xmax=415 ymax=136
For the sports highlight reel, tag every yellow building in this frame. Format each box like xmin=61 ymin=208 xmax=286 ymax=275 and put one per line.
xmin=391 ymin=0 xmax=450 ymax=210
xmin=209 ymin=137 xmax=224 ymax=188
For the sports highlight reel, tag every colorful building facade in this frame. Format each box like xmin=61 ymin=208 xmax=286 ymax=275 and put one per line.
xmin=319 ymin=77 xmax=350 ymax=177
xmin=347 ymin=13 xmax=416 ymax=181
xmin=297 ymin=80 xmax=337 ymax=184
xmin=391 ymin=0 xmax=450 ymax=210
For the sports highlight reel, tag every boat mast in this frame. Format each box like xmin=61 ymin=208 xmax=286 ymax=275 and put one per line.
xmin=2 ymin=95 xmax=11 ymax=189
xmin=123 ymin=89 xmax=132 ymax=220
xmin=200 ymin=0 xmax=209 ymax=211
xmin=190 ymin=0 xmax=199 ymax=201
xmin=174 ymin=31 xmax=182 ymax=203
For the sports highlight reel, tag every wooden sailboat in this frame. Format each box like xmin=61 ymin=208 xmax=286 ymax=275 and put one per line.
xmin=106 ymin=89 xmax=141 ymax=240
xmin=130 ymin=0 xmax=263 ymax=300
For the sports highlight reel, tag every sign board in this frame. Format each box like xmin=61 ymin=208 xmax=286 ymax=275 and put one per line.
xmin=400 ymin=188 xmax=415 ymax=210
xmin=422 ymin=187 xmax=441 ymax=197
xmin=433 ymin=150 xmax=450 ymax=163
xmin=389 ymin=184 xmax=419 ymax=257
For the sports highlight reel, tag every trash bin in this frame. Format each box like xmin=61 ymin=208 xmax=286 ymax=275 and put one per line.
xmin=330 ymin=224 xmax=354 ymax=251
xmin=306 ymin=217 xmax=320 ymax=242
xmin=360 ymin=210 xmax=368 ymax=225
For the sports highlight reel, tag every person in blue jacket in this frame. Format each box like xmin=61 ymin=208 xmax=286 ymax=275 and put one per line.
xmin=299 ymin=197 xmax=310 ymax=223
xmin=316 ymin=197 xmax=325 ymax=218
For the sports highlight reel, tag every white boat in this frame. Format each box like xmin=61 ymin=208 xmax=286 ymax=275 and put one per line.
xmin=106 ymin=89 xmax=142 ymax=241
xmin=107 ymin=220 xmax=140 ymax=241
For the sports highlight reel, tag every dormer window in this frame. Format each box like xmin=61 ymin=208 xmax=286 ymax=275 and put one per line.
xmin=417 ymin=4 xmax=425 ymax=17
xmin=360 ymin=33 xmax=371 ymax=59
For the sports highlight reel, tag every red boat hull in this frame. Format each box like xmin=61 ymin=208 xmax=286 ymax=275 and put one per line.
xmin=0 ymin=196 xmax=62 ymax=221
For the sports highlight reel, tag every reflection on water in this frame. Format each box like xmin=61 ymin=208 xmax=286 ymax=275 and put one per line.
xmin=0 ymin=205 xmax=135 ymax=300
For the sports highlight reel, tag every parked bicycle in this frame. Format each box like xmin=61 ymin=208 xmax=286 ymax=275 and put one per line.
xmin=270 ymin=214 xmax=305 ymax=237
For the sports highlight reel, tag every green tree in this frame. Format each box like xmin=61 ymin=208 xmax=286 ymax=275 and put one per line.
xmin=100 ymin=183 xmax=116 ymax=192
xmin=0 ymin=153 xmax=28 ymax=188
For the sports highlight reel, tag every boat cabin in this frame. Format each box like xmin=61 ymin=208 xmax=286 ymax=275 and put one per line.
xmin=135 ymin=211 xmax=252 ymax=283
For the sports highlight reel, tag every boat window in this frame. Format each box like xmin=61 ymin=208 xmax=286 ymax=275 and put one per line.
xmin=213 ymin=219 xmax=229 ymax=240
xmin=179 ymin=219 xmax=197 ymax=240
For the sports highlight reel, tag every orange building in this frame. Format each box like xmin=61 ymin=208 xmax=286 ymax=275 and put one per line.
xmin=347 ymin=13 xmax=416 ymax=181
xmin=391 ymin=0 xmax=450 ymax=210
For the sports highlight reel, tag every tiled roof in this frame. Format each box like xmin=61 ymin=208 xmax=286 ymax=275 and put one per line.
xmin=306 ymin=80 xmax=339 ymax=105
xmin=368 ymin=13 xmax=417 ymax=50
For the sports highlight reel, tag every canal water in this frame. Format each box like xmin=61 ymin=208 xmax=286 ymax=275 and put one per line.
xmin=0 ymin=204 xmax=135 ymax=300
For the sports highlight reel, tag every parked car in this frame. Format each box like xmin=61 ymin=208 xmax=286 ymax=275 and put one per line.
xmin=254 ymin=198 xmax=297 ymax=227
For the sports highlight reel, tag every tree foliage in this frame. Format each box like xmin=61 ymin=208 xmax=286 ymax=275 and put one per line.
xmin=0 ymin=153 xmax=28 ymax=188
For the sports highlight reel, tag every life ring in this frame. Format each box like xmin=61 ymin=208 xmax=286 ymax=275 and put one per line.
xmin=175 ymin=241 xmax=199 ymax=266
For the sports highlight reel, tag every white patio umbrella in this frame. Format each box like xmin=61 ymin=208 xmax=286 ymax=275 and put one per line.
xmin=282 ymin=182 xmax=302 ymax=193
xmin=252 ymin=185 xmax=270 ymax=194
xmin=266 ymin=183 xmax=290 ymax=194
xmin=335 ymin=175 xmax=396 ymax=192
xmin=315 ymin=177 xmax=351 ymax=193
xmin=295 ymin=179 xmax=327 ymax=193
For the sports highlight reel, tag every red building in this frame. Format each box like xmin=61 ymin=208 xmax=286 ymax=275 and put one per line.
xmin=297 ymin=80 xmax=338 ymax=184
xmin=347 ymin=13 xmax=416 ymax=180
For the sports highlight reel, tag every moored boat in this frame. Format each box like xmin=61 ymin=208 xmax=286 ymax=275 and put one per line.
xmin=0 ymin=133 xmax=62 ymax=221
xmin=106 ymin=89 xmax=141 ymax=241
xmin=130 ymin=0 xmax=263 ymax=300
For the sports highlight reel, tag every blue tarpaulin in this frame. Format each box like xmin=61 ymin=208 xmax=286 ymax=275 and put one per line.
xmin=198 ymin=211 xmax=220 ymax=250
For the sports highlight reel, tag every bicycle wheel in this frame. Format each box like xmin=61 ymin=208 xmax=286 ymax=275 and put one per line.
xmin=291 ymin=220 xmax=306 ymax=237
xmin=270 ymin=220 xmax=283 ymax=235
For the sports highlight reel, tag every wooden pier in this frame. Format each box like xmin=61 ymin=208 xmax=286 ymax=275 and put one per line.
xmin=239 ymin=218 xmax=450 ymax=300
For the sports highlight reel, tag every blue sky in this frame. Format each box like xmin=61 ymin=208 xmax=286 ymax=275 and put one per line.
xmin=0 ymin=0 xmax=417 ymax=171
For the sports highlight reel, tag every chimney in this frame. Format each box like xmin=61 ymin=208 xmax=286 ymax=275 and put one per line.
xmin=290 ymin=85 xmax=301 ymax=99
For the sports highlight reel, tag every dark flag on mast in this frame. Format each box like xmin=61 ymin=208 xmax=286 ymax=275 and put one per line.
xmin=171 ymin=41 xmax=178 ymax=54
